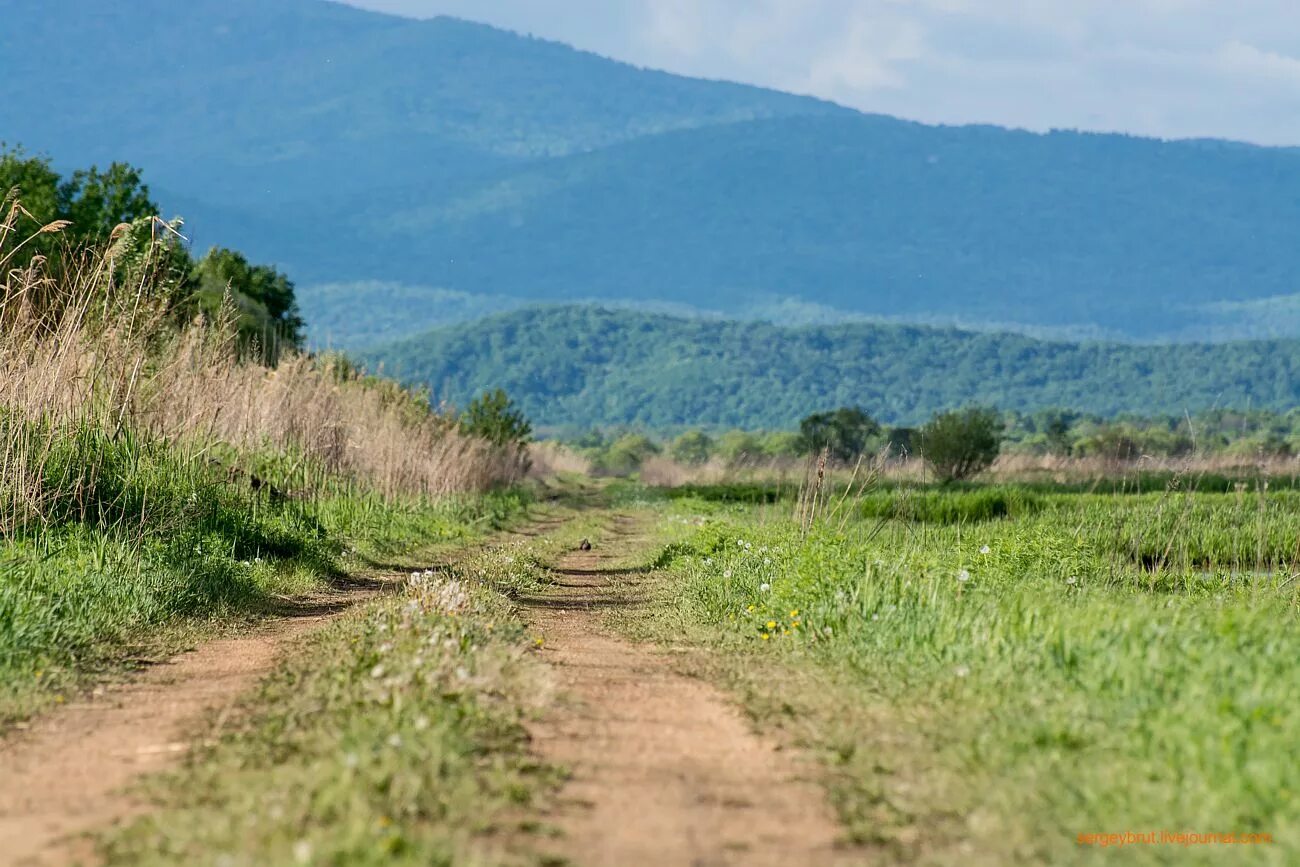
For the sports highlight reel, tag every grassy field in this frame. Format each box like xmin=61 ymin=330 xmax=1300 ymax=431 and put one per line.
xmin=626 ymin=478 xmax=1298 ymax=865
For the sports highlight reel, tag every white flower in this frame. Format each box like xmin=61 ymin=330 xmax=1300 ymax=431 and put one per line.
xmin=370 ymin=664 xmax=385 ymax=679
xmin=737 ymin=538 xmax=746 ymax=546
xmin=979 ymin=545 xmax=991 ymax=555
xmin=763 ymin=558 xmax=772 ymax=566
xmin=723 ymin=569 xmax=734 ymax=579
xmin=1066 ymin=575 xmax=1078 ymax=585
xmin=743 ymin=541 xmax=753 ymax=550
xmin=759 ymin=582 xmax=771 ymax=592
xmin=387 ymin=733 xmax=403 ymax=749
xmin=954 ymin=665 xmax=971 ymax=678
xmin=957 ymin=569 xmax=971 ymax=583
xmin=414 ymin=716 xmax=430 ymax=731
xmin=872 ymin=614 xmax=880 ymax=621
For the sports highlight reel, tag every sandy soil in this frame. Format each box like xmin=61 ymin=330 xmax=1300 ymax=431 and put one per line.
xmin=523 ymin=515 xmax=860 ymax=867
xmin=0 ymin=584 xmax=384 ymax=867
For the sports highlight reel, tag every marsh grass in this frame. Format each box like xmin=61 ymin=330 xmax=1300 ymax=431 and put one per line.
xmin=644 ymin=479 xmax=1300 ymax=864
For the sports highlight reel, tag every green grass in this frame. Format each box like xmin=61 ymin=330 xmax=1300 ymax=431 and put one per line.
xmin=0 ymin=424 xmax=531 ymax=724
xmin=103 ymin=540 xmax=563 ymax=866
xmin=638 ymin=482 xmax=1299 ymax=864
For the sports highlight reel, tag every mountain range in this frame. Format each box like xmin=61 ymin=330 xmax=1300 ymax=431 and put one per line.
xmin=5 ymin=0 xmax=1300 ymax=344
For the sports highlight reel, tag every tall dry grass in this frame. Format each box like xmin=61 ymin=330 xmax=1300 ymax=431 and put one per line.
xmin=0 ymin=201 xmax=523 ymax=533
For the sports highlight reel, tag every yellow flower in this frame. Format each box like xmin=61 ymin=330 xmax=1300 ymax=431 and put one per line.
xmin=760 ymin=633 xmax=770 ymax=641
xmin=766 ymin=620 xmax=777 ymax=630
xmin=747 ymin=605 xmax=756 ymax=612
xmin=790 ymin=609 xmax=799 ymax=617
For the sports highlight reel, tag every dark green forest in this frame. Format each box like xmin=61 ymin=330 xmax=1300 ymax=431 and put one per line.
xmin=367 ymin=306 xmax=1300 ymax=429
xmin=7 ymin=0 xmax=1300 ymax=341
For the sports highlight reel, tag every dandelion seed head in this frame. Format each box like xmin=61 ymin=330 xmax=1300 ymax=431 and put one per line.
xmin=979 ymin=545 xmax=991 ymax=555
xmin=957 ymin=569 xmax=971 ymax=583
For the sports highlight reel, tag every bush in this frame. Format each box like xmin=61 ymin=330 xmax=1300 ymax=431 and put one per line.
xmin=459 ymin=389 xmax=532 ymax=450
xmin=798 ymin=407 xmax=881 ymax=461
xmin=596 ymin=433 xmax=659 ymax=476
xmin=669 ymin=430 xmax=713 ymax=465
xmin=921 ymin=407 xmax=1003 ymax=482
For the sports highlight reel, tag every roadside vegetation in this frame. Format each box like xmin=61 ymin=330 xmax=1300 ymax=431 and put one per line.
xmin=626 ymin=468 xmax=1299 ymax=864
xmin=105 ymin=542 xmax=564 ymax=866
xmin=0 ymin=163 xmax=531 ymax=724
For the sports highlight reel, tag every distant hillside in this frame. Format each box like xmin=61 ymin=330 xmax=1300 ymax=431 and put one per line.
xmin=7 ymin=0 xmax=1300 ymax=339
xmin=0 ymin=0 xmax=835 ymax=209
xmin=307 ymin=116 xmax=1300 ymax=339
xmin=366 ymin=306 xmax=1300 ymax=429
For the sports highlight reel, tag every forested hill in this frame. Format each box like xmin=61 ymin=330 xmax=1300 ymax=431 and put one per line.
xmin=6 ymin=0 xmax=1300 ymax=341
xmin=0 ymin=0 xmax=837 ymax=210
xmin=366 ymin=306 xmax=1300 ymax=429
xmin=304 ymin=117 xmax=1300 ymax=340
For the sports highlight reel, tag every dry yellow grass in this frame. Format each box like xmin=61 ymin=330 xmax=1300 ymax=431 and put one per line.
xmin=1 ymin=206 xmax=524 ymax=532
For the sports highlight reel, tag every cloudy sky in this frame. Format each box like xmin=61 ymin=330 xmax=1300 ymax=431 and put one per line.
xmin=344 ymin=0 xmax=1300 ymax=145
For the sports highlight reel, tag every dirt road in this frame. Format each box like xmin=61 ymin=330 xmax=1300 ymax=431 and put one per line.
xmin=523 ymin=515 xmax=856 ymax=866
xmin=0 ymin=584 xmax=383 ymax=866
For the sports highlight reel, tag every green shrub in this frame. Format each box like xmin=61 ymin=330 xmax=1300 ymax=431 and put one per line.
xmin=459 ymin=389 xmax=532 ymax=449
xmin=860 ymin=487 xmax=1043 ymax=524
xmin=921 ymin=407 xmax=1003 ymax=482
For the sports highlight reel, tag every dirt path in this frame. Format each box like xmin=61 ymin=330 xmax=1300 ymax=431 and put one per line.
xmin=0 ymin=582 xmax=385 ymax=867
xmin=523 ymin=515 xmax=858 ymax=867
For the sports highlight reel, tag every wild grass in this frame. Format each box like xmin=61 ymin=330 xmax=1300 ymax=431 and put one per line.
xmin=0 ymin=203 xmax=529 ymax=720
xmin=646 ymin=480 xmax=1300 ymax=864
xmin=103 ymin=542 xmax=562 ymax=865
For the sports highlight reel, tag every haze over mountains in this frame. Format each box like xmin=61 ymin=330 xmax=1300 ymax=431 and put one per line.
xmin=6 ymin=0 xmax=1300 ymax=348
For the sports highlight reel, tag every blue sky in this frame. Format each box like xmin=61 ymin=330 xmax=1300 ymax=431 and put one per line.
xmin=344 ymin=0 xmax=1300 ymax=145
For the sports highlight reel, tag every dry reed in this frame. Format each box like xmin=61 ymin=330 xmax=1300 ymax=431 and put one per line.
xmin=0 ymin=208 xmax=523 ymax=533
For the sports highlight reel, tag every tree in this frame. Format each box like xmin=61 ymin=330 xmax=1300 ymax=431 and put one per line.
xmin=190 ymin=247 xmax=305 ymax=360
xmin=58 ymin=162 xmax=157 ymax=241
xmin=885 ymin=427 xmax=917 ymax=459
xmin=798 ymin=407 xmax=881 ymax=461
xmin=921 ymin=407 xmax=1002 ymax=482
xmin=669 ymin=430 xmax=713 ymax=464
xmin=1 ymin=148 xmax=157 ymax=255
xmin=1035 ymin=409 xmax=1078 ymax=456
xmin=460 ymin=389 xmax=532 ymax=449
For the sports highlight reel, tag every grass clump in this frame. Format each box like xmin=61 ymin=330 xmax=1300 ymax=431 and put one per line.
xmin=104 ymin=543 xmax=561 ymax=866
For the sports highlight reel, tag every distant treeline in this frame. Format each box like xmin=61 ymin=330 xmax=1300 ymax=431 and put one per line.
xmin=368 ymin=306 xmax=1300 ymax=429
xmin=565 ymin=407 xmax=1300 ymax=475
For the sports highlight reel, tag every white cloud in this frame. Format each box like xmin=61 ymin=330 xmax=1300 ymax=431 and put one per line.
xmin=344 ymin=0 xmax=1300 ymax=144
